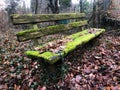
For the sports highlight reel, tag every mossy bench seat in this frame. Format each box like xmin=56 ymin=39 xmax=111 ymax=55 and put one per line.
xmin=26 ymin=28 xmax=105 ymax=64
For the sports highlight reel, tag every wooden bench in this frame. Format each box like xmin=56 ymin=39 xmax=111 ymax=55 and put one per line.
xmin=11 ymin=13 xmax=105 ymax=64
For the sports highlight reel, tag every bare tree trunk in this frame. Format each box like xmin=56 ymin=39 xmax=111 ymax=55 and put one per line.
xmin=35 ymin=0 xmax=39 ymax=14
xmin=80 ymin=0 xmax=83 ymax=13
xmin=93 ymin=0 xmax=97 ymax=27
xmin=48 ymin=0 xmax=59 ymax=14
xmin=55 ymin=0 xmax=59 ymax=13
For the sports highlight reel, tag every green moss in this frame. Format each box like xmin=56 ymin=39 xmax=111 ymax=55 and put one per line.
xmin=17 ymin=29 xmax=37 ymax=36
xmin=17 ymin=20 xmax=87 ymax=36
xmin=64 ymin=42 xmax=76 ymax=54
xmin=63 ymin=32 xmax=90 ymax=54
xmin=11 ymin=14 xmax=33 ymax=18
xmin=25 ymin=51 xmax=40 ymax=57
xmin=69 ymin=20 xmax=87 ymax=27
xmin=17 ymin=20 xmax=88 ymax=41
xmin=63 ymin=29 xmax=105 ymax=55
xmin=40 ymin=52 xmax=54 ymax=60
xmin=10 ymin=14 xmax=20 ymax=18
xmin=25 ymin=28 xmax=105 ymax=64
xmin=69 ymin=29 xmax=88 ymax=39
xmin=40 ymin=52 xmax=61 ymax=64
xmin=25 ymin=51 xmax=61 ymax=64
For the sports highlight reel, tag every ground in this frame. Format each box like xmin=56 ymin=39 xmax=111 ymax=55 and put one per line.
xmin=0 ymin=27 xmax=120 ymax=89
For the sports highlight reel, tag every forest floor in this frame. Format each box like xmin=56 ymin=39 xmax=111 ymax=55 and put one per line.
xmin=0 ymin=27 xmax=120 ymax=90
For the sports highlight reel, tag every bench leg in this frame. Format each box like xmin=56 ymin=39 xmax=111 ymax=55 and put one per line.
xmin=48 ymin=64 xmax=57 ymax=73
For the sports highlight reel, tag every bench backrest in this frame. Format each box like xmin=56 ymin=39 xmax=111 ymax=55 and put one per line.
xmin=11 ymin=13 xmax=88 ymax=42
xmin=11 ymin=13 xmax=85 ymax=24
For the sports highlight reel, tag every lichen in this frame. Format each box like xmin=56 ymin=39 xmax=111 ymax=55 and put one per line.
xmin=11 ymin=13 xmax=85 ymax=24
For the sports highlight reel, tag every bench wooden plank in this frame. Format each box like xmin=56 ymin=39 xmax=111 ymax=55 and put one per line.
xmin=17 ymin=20 xmax=88 ymax=41
xmin=11 ymin=13 xmax=85 ymax=25
xmin=25 ymin=28 xmax=105 ymax=64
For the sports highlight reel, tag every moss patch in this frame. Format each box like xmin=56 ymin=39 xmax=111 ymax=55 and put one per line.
xmin=25 ymin=51 xmax=61 ymax=64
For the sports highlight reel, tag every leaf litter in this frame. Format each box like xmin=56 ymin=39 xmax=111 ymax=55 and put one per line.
xmin=0 ymin=28 xmax=120 ymax=89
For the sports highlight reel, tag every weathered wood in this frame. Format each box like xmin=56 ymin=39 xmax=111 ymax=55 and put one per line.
xmin=26 ymin=28 xmax=105 ymax=64
xmin=17 ymin=20 xmax=88 ymax=41
xmin=33 ymin=24 xmax=38 ymax=29
xmin=11 ymin=13 xmax=85 ymax=25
